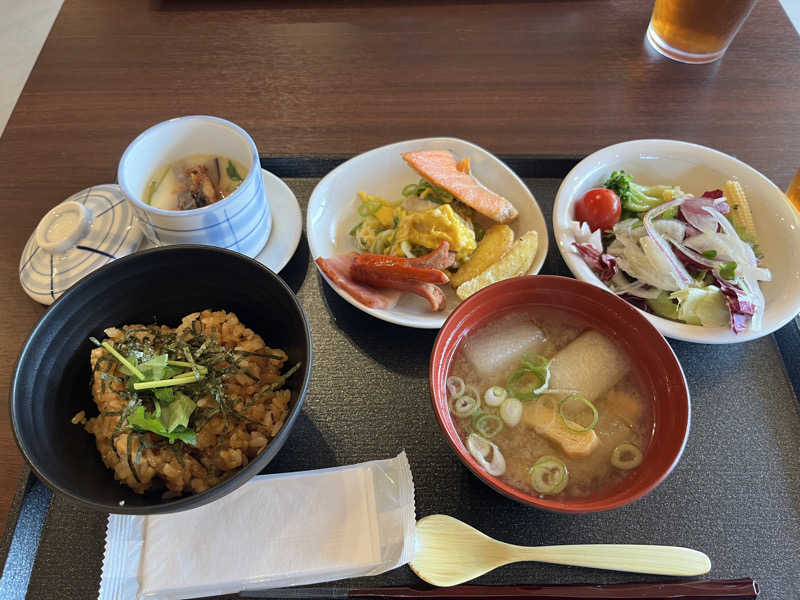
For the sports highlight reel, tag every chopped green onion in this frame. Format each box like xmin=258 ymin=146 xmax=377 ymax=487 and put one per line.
xmin=611 ymin=443 xmax=643 ymax=470
xmin=358 ymin=199 xmax=381 ymax=217
xmin=530 ymin=455 xmax=568 ymax=495
xmin=446 ymin=376 xmax=465 ymax=399
xmin=475 ymin=413 xmax=503 ymax=439
xmin=483 ymin=386 xmax=507 ymax=407
xmin=90 ymin=337 xmax=146 ymax=381
xmin=701 ymin=249 xmax=718 ymax=259
xmin=467 ymin=433 xmax=506 ymax=476
xmin=450 ymin=394 xmax=479 ymax=418
xmin=719 ymin=260 xmax=738 ymax=280
xmin=133 ymin=372 xmax=206 ymax=390
xmin=558 ymin=394 xmax=598 ymax=433
xmin=450 ymin=384 xmax=481 ymax=418
xmin=401 ymin=183 xmax=418 ymax=196
xmin=499 ymin=397 xmax=523 ymax=427
xmin=166 ymin=361 xmax=208 ymax=373
xmin=348 ymin=221 xmax=364 ymax=236
xmin=507 ymin=354 xmax=551 ymax=401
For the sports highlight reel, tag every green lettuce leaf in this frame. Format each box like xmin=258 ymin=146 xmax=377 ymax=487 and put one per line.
xmin=670 ymin=286 xmax=729 ymax=327
xmin=127 ymin=394 xmax=197 ymax=445
xmin=161 ymin=392 xmax=196 ymax=433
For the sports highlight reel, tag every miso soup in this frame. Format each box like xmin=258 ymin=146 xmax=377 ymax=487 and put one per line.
xmin=144 ymin=154 xmax=249 ymax=210
xmin=447 ymin=309 xmax=652 ymax=499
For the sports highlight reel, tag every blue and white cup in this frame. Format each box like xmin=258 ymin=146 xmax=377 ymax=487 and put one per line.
xmin=118 ymin=116 xmax=271 ymax=257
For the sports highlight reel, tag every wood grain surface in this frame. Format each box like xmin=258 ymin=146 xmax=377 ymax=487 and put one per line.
xmin=0 ymin=0 xmax=798 ymax=537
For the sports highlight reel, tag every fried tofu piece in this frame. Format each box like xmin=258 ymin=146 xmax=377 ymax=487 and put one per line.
xmin=455 ymin=230 xmax=538 ymax=299
xmin=548 ymin=330 xmax=630 ymax=403
xmin=523 ymin=399 xmax=599 ymax=458
xmin=450 ymin=224 xmax=515 ymax=288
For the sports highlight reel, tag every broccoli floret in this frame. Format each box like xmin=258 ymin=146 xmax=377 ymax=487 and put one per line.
xmin=604 ymin=170 xmax=663 ymax=212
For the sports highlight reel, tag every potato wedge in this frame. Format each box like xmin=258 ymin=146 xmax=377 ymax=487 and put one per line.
xmin=450 ymin=224 xmax=515 ymax=288
xmin=455 ymin=230 xmax=538 ymax=300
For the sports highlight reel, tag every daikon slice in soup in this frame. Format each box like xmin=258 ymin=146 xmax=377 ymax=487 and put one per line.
xmin=446 ymin=309 xmax=653 ymax=499
xmin=144 ymin=154 xmax=249 ymax=211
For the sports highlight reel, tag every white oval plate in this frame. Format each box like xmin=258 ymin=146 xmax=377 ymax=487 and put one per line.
xmin=553 ymin=139 xmax=800 ymax=344
xmin=140 ymin=169 xmax=302 ymax=273
xmin=307 ymin=138 xmax=549 ymax=329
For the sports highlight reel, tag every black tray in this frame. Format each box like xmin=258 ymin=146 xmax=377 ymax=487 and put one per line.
xmin=2 ymin=156 xmax=799 ymax=599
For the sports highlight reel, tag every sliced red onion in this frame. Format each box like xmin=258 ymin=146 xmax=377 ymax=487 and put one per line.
xmin=643 ymin=199 xmax=693 ymax=288
xmin=701 ymin=189 xmax=725 ymax=200
xmin=702 ymin=205 xmax=761 ymax=268
xmin=671 ymin=242 xmax=720 ymax=272
xmin=680 ymin=195 xmax=730 ymax=233
xmin=715 ymin=277 xmax=757 ymax=333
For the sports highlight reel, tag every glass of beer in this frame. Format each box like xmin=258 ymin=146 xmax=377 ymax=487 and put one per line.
xmin=646 ymin=0 xmax=758 ymax=64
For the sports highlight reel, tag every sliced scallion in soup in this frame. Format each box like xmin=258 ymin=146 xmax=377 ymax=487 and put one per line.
xmin=144 ymin=154 xmax=249 ymax=211
xmin=448 ymin=310 xmax=652 ymax=499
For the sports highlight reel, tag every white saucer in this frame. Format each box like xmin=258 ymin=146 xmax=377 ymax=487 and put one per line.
xmin=255 ymin=169 xmax=303 ymax=273
xmin=140 ymin=169 xmax=303 ymax=272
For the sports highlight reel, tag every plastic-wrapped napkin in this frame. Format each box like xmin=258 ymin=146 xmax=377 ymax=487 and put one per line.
xmin=99 ymin=452 xmax=415 ymax=599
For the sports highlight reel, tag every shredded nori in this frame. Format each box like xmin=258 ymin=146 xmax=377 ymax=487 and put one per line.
xmin=90 ymin=318 xmax=301 ymax=477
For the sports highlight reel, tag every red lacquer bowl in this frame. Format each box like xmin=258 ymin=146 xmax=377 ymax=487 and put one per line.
xmin=430 ymin=275 xmax=690 ymax=513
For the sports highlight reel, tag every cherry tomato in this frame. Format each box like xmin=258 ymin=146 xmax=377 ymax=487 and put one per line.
xmin=574 ymin=188 xmax=621 ymax=232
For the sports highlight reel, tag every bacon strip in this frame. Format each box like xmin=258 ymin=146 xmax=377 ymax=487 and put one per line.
xmin=315 ymin=255 xmax=401 ymax=309
xmin=406 ymin=241 xmax=456 ymax=270
xmin=374 ymin=280 xmax=447 ymax=311
xmin=316 ymin=243 xmax=455 ymax=312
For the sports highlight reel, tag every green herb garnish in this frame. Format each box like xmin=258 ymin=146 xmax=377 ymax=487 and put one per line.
xmin=719 ymin=261 xmax=738 ymax=280
xmin=226 ymin=160 xmax=242 ymax=182
xmin=701 ymin=249 xmax=718 ymax=259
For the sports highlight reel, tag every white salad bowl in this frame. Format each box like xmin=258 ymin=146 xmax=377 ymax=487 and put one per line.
xmin=307 ymin=137 xmax=549 ymax=329
xmin=553 ymin=139 xmax=800 ymax=344
xmin=118 ymin=116 xmax=271 ymax=258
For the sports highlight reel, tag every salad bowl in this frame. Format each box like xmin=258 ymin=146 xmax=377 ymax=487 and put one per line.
xmin=553 ymin=139 xmax=800 ymax=344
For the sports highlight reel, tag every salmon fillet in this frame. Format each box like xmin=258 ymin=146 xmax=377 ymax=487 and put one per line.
xmin=402 ymin=150 xmax=519 ymax=224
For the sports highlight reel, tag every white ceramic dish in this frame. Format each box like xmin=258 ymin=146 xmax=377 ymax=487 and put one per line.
xmin=141 ymin=169 xmax=302 ymax=272
xmin=307 ymin=137 xmax=548 ymax=329
xmin=553 ymin=139 xmax=800 ymax=344
xmin=255 ymin=169 xmax=303 ymax=273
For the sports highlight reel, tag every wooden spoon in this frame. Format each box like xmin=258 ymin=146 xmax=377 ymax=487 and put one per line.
xmin=409 ymin=515 xmax=711 ymax=587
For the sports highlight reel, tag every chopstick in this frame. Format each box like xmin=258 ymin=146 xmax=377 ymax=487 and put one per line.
xmin=240 ymin=578 xmax=758 ymax=599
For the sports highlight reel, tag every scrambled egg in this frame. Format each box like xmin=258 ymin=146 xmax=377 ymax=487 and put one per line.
xmin=352 ymin=192 xmax=477 ymax=262
xmin=391 ymin=204 xmax=476 ymax=262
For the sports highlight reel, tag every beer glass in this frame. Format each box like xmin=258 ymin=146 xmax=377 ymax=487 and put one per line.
xmin=646 ymin=0 xmax=758 ymax=64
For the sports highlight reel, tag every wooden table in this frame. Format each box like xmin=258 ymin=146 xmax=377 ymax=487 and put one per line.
xmin=0 ymin=0 xmax=798 ymax=546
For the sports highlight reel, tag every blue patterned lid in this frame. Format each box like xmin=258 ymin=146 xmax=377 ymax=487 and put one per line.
xmin=19 ymin=184 xmax=143 ymax=305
